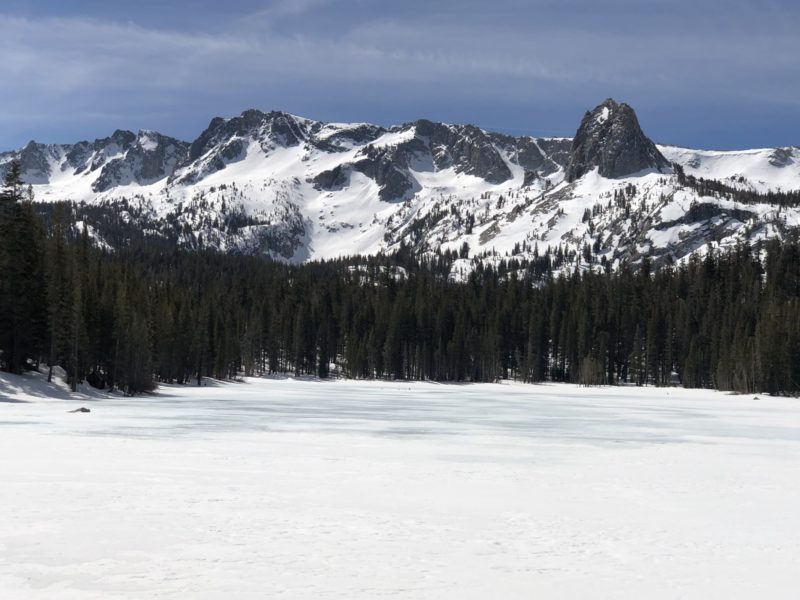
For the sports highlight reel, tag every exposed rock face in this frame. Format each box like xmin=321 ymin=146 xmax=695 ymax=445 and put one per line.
xmin=536 ymin=138 xmax=572 ymax=169
xmin=312 ymin=120 xmax=511 ymax=201
xmin=311 ymin=164 xmax=350 ymax=191
xmin=413 ymin=120 xmax=513 ymax=184
xmin=311 ymin=119 xmax=573 ymax=201
xmin=352 ymin=144 xmax=419 ymax=201
xmin=768 ymin=147 xmax=797 ymax=168
xmin=0 ymin=130 xmax=188 ymax=191
xmin=309 ymin=123 xmax=386 ymax=154
xmin=565 ymin=98 xmax=671 ymax=181
xmin=188 ymin=110 xmax=308 ymax=160
xmin=176 ymin=110 xmax=312 ymax=184
xmin=93 ymin=131 xmax=188 ymax=192
xmin=14 ymin=141 xmax=59 ymax=184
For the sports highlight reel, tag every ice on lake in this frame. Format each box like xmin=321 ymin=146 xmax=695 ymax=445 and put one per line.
xmin=2 ymin=374 xmax=800 ymax=599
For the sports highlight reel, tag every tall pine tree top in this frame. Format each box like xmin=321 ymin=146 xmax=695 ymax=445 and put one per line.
xmin=1 ymin=160 xmax=24 ymax=204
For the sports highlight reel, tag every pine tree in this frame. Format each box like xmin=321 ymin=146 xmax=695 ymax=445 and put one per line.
xmin=46 ymin=204 xmax=71 ymax=382
xmin=0 ymin=162 xmax=46 ymax=373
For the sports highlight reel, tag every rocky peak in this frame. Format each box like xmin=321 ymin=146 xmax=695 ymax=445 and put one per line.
xmin=12 ymin=141 xmax=57 ymax=184
xmin=184 ymin=109 xmax=315 ymax=170
xmin=565 ymin=98 xmax=671 ymax=182
xmin=93 ymin=130 xmax=189 ymax=192
xmin=109 ymin=129 xmax=137 ymax=147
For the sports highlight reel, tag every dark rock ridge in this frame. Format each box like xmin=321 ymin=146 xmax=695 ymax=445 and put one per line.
xmin=2 ymin=102 xmax=672 ymax=200
xmin=175 ymin=110 xmax=315 ymax=184
xmin=13 ymin=141 xmax=61 ymax=184
xmin=769 ymin=147 xmax=796 ymax=168
xmin=312 ymin=119 xmax=571 ymax=201
xmin=0 ymin=130 xmax=188 ymax=192
xmin=2 ymin=108 xmax=573 ymax=201
xmin=93 ymin=131 xmax=189 ymax=192
xmin=565 ymin=98 xmax=671 ymax=182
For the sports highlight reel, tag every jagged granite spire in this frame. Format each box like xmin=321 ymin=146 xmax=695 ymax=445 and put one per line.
xmin=565 ymin=98 xmax=671 ymax=182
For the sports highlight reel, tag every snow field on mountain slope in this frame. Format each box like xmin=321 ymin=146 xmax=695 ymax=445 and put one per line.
xmin=14 ymin=118 xmax=800 ymax=266
xmin=659 ymin=145 xmax=800 ymax=193
xmin=2 ymin=374 xmax=800 ymax=599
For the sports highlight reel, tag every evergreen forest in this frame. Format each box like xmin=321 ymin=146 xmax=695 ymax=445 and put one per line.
xmin=2 ymin=161 xmax=800 ymax=396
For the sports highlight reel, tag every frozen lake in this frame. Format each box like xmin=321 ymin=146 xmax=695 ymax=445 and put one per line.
xmin=2 ymin=374 xmax=800 ymax=599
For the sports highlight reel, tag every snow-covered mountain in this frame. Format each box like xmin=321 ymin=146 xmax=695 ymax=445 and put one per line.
xmin=2 ymin=99 xmax=799 ymax=273
xmin=4 ymin=130 xmax=188 ymax=191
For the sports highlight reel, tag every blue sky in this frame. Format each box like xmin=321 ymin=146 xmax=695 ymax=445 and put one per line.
xmin=2 ymin=0 xmax=799 ymax=150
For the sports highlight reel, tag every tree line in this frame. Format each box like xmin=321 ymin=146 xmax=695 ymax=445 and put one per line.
xmin=3 ymin=161 xmax=800 ymax=395
xmin=675 ymin=163 xmax=800 ymax=207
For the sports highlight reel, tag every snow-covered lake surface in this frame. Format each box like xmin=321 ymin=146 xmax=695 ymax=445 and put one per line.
xmin=2 ymin=374 xmax=800 ymax=599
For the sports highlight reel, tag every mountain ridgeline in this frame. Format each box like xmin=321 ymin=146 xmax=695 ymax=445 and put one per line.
xmin=2 ymin=101 xmax=800 ymax=396
xmin=2 ymin=99 xmax=799 ymax=272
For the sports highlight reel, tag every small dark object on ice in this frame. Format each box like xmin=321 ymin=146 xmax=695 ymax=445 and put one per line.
xmin=68 ymin=407 xmax=91 ymax=413
xmin=753 ymin=396 xmax=760 ymax=401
